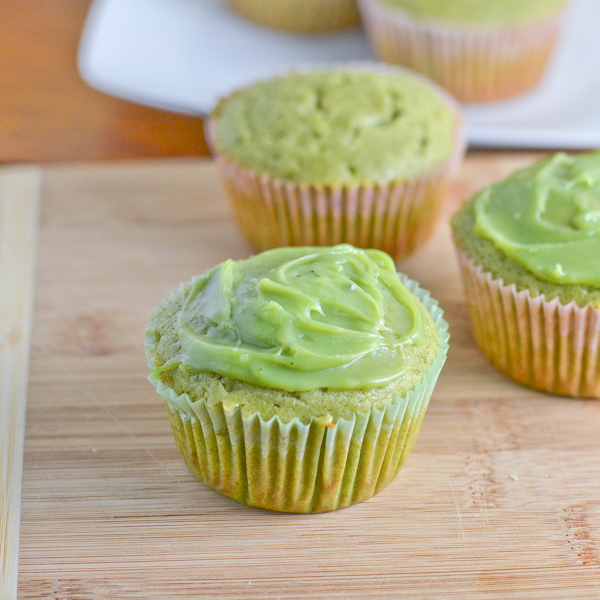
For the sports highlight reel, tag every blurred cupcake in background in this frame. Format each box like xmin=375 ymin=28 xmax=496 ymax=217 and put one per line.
xmin=452 ymin=151 xmax=600 ymax=398
xmin=358 ymin=0 xmax=570 ymax=103
xmin=226 ymin=0 xmax=360 ymax=34
xmin=207 ymin=65 xmax=465 ymax=261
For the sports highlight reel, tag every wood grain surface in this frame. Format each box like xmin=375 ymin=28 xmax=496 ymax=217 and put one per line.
xmin=0 ymin=167 xmax=41 ymax=600
xmin=15 ymin=154 xmax=600 ymax=599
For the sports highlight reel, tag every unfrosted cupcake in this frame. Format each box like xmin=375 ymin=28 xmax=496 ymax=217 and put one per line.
xmin=207 ymin=66 xmax=465 ymax=261
xmin=145 ymin=244 xmax=449 ymax=512
xmin=358 ymin=0 xmax=570 ymax=102
xmin=452 ymin=151 xmax=600 ymax=398
xmin=226 ymin=0 xmax=360 ymax=34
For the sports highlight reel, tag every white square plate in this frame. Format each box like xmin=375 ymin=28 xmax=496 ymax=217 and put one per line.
xmin=78 ymin=0 xmax=600 ymax=149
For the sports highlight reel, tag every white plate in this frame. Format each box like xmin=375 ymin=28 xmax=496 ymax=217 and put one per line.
xmin=78 ymin=0 xmax=600 ymax=149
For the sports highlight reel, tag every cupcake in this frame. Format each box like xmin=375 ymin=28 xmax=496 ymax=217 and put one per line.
xmin=145 ymin=244 xmax=450 ymax=512
xmin=358 ymin=0 xmax=570 ymax=102
xmin=226 ymin=0 xmax=360 ymax=34
xmin=452 ymin=151 xmax=600 ymax=398
xmin=207 ymin=66 xmax=465 ymax=261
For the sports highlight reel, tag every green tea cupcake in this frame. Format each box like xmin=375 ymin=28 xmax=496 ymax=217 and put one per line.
xmin=358 ymin=0 xmax=570 ymax=102
xmin=145 ymin=244 xmax=449 ymax=512
xmin=452 ymin=151 xmax=600 ymax=397
xmin=226 ymin=0 xmax=360 ymax=34
xmin=207 ymin=66 xmax=465 ymax=261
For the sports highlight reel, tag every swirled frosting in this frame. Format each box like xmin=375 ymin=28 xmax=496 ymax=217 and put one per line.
xmin=154 ymin=245 xmax=428 ymax=392
xmin=474 ymin=152 xmax=600 ymax=287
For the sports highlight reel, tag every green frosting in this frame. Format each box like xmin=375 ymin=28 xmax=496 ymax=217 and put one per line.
xmin=473 ymin=152 xmax=600 ymax=288
xmin=214 ymin=70 xmax=457 ymax=185
xmin=152 ymin=245 xmax=431 ymax=392
xmin=380 ymin=0 xmax=567 ymax=28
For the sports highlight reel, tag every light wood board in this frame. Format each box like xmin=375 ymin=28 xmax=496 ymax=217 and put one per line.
xmin=0 ymin=167 xmax=41 ymax=600
xmin=14 ymin=155 xmax=600 ymax=599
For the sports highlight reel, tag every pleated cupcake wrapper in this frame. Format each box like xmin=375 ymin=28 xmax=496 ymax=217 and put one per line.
xmin=213 ymin=150 xmax=463 ymax=258
xmin=207 ymin=62 xmax=465 ymax=260
xmin=456 ymin=248 xmax=600 ymax=398
xmin=358 ymin=0 xmax=565 ymax=102
xmin=146 ymin=275 xmax=450 ymax=513
xmin=226 ymin=0 xmax=360 ymax=33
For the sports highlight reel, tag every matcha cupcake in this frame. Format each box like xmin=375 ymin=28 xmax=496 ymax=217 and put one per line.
xmin=227 ymin=0 xmax=360 ymax=34
xmin=452 ymin=152 xmax=600 ymax=398
xmin=145 ymin=244 xmax=449 ymax=512
xmin=207 ymin=66 xmax=465 ymax=261
xmin=358 ymin=0 xmax=570 ymax=102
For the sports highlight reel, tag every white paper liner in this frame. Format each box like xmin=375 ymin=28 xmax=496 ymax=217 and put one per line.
xmin=146 ymin=274 xmax=450 ymax=513
xmin=226 ymin=0 xmax=360 ymax=33
xmin=206 ymin=62 xmax=466 ymax=260
xmin=456 ymin=248 xmax=600 ymax=398
xmin=358 ymin=0 xmax=566 ymax=102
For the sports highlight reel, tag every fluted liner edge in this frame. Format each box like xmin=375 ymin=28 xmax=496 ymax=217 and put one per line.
xmin=456 ymin=248 xmax=600 ymax=398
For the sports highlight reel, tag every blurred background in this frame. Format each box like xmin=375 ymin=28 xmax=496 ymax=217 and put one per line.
xmin=1 ymin=0 xmax=210 ymax=164
xmin=4 ymin=0 xmax=595 ymax=164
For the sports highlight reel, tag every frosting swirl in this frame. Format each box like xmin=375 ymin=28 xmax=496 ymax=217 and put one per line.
xmin=154 ymin=245 xmax=428 ymax=392
xmin=474 ymin=152 xmax=600 ymax=287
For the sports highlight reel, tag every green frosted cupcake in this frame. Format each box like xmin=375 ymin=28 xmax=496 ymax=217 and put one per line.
xmin=452 ymin=151 xmax=600 ymax=398
xmin=207 ymin=66 xmax=465 ymax=260
xmin=145 ymin=244 xmax=449 ymax=512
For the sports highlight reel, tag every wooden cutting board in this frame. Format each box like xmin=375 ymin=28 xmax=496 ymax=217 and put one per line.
xmin=4 ymin=155 xmax=600 ymax=599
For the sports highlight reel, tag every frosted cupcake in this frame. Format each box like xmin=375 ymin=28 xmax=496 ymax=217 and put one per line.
xmin=452 ymin=152 xmax=600 ymax=398
xmin=358 ymin=0 xmax=570 ymax=102
xmin=145 ymin=244 xmax=449 ymax=512
xmin=207 ymin=67 xmax=465 ymax=261
xmin=226 ymin=0 xmax=360 ymax=34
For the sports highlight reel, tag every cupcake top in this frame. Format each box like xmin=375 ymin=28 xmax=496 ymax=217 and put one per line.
xmin=452 ymin=151 xmax=600 ymax=307
xmin=212 ymin=70 xmax=458 ymax=186
xmin=149 ymin=244 xmax=438 ymax=393
xmin=146 ymin=246 xmax=443 ymax=423
xmin=380 ymin=0 xmax=568 ymax=28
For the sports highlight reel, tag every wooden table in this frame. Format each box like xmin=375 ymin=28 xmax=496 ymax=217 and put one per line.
xmin=3 ymin=154 xmax=600 ymax=599
xmin=0 ymin=0 xmax=208 ymax=163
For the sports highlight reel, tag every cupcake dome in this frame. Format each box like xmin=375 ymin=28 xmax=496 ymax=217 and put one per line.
xmin=226 ymin=0 xmax=360 ymax=34
xmin=452 ymin=151 xmax=600 ymax=398
xmin=377 ymin=0 xmax=568 ymax=28
xmin=146 ymin=244 xmax=450 ymax=512
xmin=208 ymin=67 xmax=465 ymax=260
xmin=214 ymin=70 xmax=457 ymax=186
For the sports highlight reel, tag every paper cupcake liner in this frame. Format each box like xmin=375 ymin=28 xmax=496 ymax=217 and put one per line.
xmin=146 ymin=275 xmax=450 ymax=513
xmin=207 ymin=63 xmax=465 ymax=260
xmin=227 ymin=0 xmax=360 ymax=33
xmin=456 ymin=248 xmax=600 ymax=398
xmin=358 ymin=0 xmax=566 ymax=102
